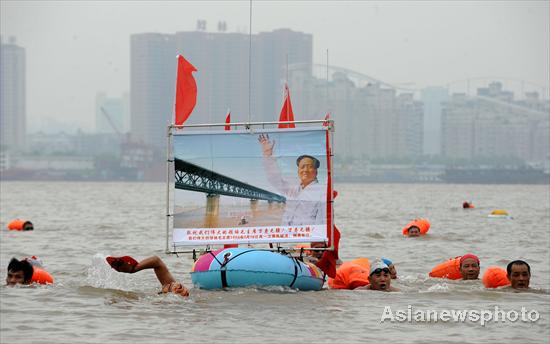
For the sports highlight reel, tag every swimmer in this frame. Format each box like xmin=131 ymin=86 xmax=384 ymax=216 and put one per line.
xmin=366 ymin=260 xmax=399 ymax=292
xmin=459 ymin=253 xmax=480 ymax=280
xmin=303 ymin=241 xmax=327 ymax=264
xmin=506 ymin=260 xmax=531 ymax=290
xmin=463 ymin=201 xmax=474 ymax=209
xmin=407 ymin=226 xmax=421 ymax=237
xmin=106 ymin=255 xmax=189 ymax=297
xmin=5 ymin=258 xmax=33 ymax=286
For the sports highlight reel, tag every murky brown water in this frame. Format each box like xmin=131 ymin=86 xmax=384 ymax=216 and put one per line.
xmin=1 ymin=182 xmax=549 ymax=343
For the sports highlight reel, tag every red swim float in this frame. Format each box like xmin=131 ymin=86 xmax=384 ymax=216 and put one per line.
xmin=24 ymin=257 xmax=54 ymax=284
xmin=482 ymin=267 xmax=510 ymax=289
xmin=402 ymin=218 xmax=430 ymax=236
xmin=429 ymin=257 xmax=462 ymax=280
xmin=30 ymin=267 xmax=54 ymax=284
xmin=7 ymin=219 xmax=33 ymax=231
xmin=328 ymin=258 xmax=370 ymax=289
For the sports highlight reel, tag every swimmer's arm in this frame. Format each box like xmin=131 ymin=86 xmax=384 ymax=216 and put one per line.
xmin=134 ymin=256 xmax=176 ymax=287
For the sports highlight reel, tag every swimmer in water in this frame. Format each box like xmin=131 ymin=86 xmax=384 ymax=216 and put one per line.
xmin=366 ymin=260 xmax=399 ymax=292
xmin=106 ymin=255 xmax=189 ymax=297
xmin=5 ymin=258 xmax=34 ymax=286
xmin=407 ymin=226 xmax=421 ymax=237
xmin=459 ymin=253 xmax=480 ymax=280
xmin=506 ymin=260 xmax=531 ymax=290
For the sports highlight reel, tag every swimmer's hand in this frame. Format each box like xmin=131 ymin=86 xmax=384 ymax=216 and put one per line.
xmin=162 ymin=282 xmax=190 ymax=297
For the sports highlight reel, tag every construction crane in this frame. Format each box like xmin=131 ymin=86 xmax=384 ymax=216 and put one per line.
xmin=100 ymin=106 xmax=123 ymax=138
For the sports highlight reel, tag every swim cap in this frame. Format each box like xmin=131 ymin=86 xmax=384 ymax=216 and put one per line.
xmin=381 ymin=258 xmax=393 ymax=266
xmin=369 ymin=260 xmax=389 ymax=276
xmin=460 ymin=253 xmax=480 ymax=266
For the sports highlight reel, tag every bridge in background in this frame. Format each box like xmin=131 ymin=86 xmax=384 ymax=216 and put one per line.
xmin=174 ymin=158 xmax=286 ymax=203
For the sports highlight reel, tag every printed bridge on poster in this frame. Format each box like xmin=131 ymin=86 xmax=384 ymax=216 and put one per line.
xmin=174 ymin=158 xmax=286 ymax=203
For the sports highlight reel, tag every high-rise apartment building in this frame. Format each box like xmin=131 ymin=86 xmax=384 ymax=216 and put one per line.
xmin=421 ymin=86 xmax=448 ymax=156
xmin=0 ymin=36 xmax=26 ymax=152
xmin=441 ymin=84 xmax=550 ymax=164
xmin=130 ymin=33 xmax=175 ymax=148
xmin=291 ymin=70 xmax=424 ymax=161
xmin=130 ymin=27 xmax=312 ymax=148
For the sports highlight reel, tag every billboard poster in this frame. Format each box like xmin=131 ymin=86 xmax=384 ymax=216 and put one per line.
xmin=172 ymin=128 xmax=330 ymax=247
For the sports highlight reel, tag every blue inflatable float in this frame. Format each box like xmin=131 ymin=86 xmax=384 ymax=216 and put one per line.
xmin=191 ymin=248 xmax=325 ymax=291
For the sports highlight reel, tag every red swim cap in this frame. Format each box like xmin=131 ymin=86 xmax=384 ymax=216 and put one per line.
xmin=460 ymin=253 xmax=480 ymax=266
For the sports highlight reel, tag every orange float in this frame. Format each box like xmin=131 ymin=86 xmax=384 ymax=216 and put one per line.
xmin=482 ymin=267 xmax=510 ymax=289
xmin=7 ymin=219 xmax=33 ymax=231
xmin=30 ymin=267 xmax=54 ymax=284
xmin=24 ymin=257 xmax=54 ymax=284
xmin=402 ymin=218 xmax=430 ymax=236
xmin=328 ymin=258 xmax=370 ymax=289
xmin=429 ymin=257 xmax=462 ymax=280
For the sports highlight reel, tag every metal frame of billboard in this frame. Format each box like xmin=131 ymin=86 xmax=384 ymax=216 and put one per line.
xmin=165 ymin=119 xmax=334 ymax=255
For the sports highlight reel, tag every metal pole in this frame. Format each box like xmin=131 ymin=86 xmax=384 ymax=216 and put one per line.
xmin=165 ymin=126 xmax=172 ymax=253
xmin=248 ymin=0 xmax=252 ymax=123
xmin=170 ymin=119 xmax=332 ymax=129
xmin=326 ymin=49 xmax=329 ymax=111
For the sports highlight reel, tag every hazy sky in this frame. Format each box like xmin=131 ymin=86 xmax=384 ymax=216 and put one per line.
xmin=1 ymin=0 xmax=549 ymax=132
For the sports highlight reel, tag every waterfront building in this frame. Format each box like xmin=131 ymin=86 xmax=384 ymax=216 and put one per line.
xmin=441 ymin=83 xmax=549 ymax=164
xmin=0 ymin=36 xmax=26 ymax=152
xmin=421 ymin=86 xmax=448 ymax=156
xmin=291 ymin=71 xmax=424 ymax=162
xmin=130 ymin=26 xmax=312 ymax=148
xmin=130 ymin=33 xmax=175 ymax=149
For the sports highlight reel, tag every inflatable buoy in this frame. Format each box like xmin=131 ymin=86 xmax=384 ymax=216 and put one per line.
xmin=328 ymin=258 xmax=370 ymax=289
xmin=191 ymin=248 xmax=324 ymax=290
xmin=488 ymin=209 xmax=512 ymax=219
xmin=24 ymin=257 xmax=53 ymax=284
xmin=25 ymin=256 xmax=53 ymax=284
xmin=482 ymin=267 xmax=510 ymax=288
xmin=429 ymin=257 xmax=462 ymax=280
xmin=7 ymin=219 xmax=33 ymax=231
xmin=350 ymin=258 xmax=370 ymax=271
xmin=402 ymin=218 xmax=430 ymax=236
xmin=30 ymin=267 xmax=54 ymax=284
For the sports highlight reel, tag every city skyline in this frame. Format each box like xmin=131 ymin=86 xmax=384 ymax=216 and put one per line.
xmin=1 ymin=1 xmax=548 ymax=133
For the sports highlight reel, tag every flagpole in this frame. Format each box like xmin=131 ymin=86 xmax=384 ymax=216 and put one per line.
xmin=248 ymin=0 xmax=252 ymax=123
xmin=326 ymin=49 xmax=329 ymax=113
xmin=286 ymin=53 xmax=289 ymax=86
xmin=286 ymin=54 xmax=289 ymax=118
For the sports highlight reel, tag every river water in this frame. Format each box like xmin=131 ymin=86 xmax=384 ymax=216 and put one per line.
xmin=1 ymin=182 xmax=549 ymax=343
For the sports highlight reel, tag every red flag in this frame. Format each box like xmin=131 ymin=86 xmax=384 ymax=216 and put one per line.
xmin=316 ymin=226 xmax=341 ymax=278
xmin=278 ymin=84 xmax=295 ymax=128
xmin=224 ymin=110 xmax=231 ymax=131
xmin=174 ymin=54 xmax=197 ymax=125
